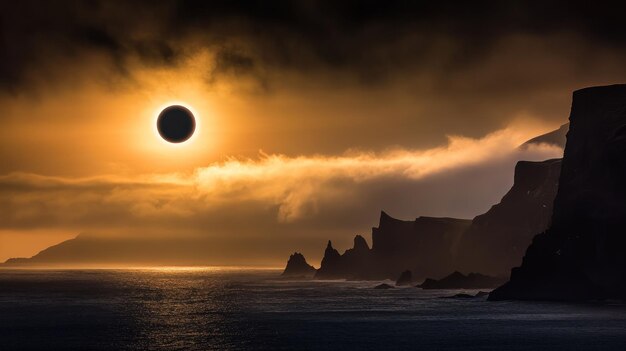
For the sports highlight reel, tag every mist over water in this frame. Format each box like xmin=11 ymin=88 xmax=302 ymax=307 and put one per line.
xmin=1 ymin=268 xmax=625 ymax=350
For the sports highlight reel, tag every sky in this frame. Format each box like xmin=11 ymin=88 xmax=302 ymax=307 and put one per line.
xmin=1 ymin=0 xmax=625 ymax=265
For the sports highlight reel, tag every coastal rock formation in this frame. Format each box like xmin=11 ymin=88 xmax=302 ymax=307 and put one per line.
xmin=282 ymin=252 xmax=316 ymax=278
xmin=419 ymin=271 xmax=505 ymax=289
xmin=338 ymin=235 xmax=373 ymax=277
xmin=292 ymin=157 xmax=563 ymax=281
xmin=288 ymin=131 xmax=566 ymax=282
xmin=371 ymin=214 xmax=472 ymax=280
xmin=455 ymin=158 xmax=562 ymax=276
xmin=490 ymin=84 xmax=626 ymax=301
xmin=314 ymin=236 xmax=375 ymax=279
xmin=395 ymin=270 xmax=413 ymax=286
xmin=314 ymin=241 xmax=347 ymax=279
xmin=313 ymin=213 xmax=471 ymax=280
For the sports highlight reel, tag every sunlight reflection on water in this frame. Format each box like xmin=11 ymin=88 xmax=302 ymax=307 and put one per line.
xmin=1 ymin=269 xmax=626 ymax=350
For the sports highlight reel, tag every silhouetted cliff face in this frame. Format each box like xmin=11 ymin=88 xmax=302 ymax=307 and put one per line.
xmin=282 ymin=252 xmax=316 ymax=278
xmin=491 ymin=84 xmax=626 ymax=301
xmin=371 ymin=213 xmax=471 ymax=279
xmin=312 ymin=213 xmax=470 ymax=280
xmin=456 ymin=158 xmax=562 ymax=276
xmin=299 ymin=153 xmax=563 ymax=281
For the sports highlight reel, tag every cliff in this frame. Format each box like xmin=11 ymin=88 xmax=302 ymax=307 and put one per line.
xmin=455 ymin=158 xmax=562 ymax=276
xmin=371 ymin=214 xmax=471 ymax=279
xmin=490 ymin=84 xmax=626 ymax=301
xmin=307 ymin=156 xmax=562 ymax=280
xmin=287 ymin=124 xmax=567 ymax=281
xmin=311 ymin=213 xmax=470 ymax=280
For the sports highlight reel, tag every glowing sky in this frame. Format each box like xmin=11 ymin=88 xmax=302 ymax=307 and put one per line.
xmin=1 ymin=1 xmax=625 ymax=264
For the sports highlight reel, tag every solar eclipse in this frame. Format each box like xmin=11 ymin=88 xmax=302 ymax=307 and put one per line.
xmin=156 ymin=105 xmax=196 ymax=143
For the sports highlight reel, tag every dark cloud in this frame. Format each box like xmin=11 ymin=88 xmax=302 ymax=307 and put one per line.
xmin=2 ymin=0 xmax=626 ymax=92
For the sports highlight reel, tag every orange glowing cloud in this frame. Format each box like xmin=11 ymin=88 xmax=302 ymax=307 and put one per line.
xmin=0 ymin=125 xmax=562 ymax=231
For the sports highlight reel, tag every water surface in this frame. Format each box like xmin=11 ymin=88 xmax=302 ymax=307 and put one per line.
xmin=1 ymin=268 xmax=625 ymax=350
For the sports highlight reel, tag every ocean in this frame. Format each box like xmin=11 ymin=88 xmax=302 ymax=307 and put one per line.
xmin=1 ymin=268 xmax=625 ymax=350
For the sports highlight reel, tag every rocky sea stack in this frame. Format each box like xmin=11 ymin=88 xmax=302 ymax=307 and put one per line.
xmin=314 ymin=241 xmax=346 ymax=279
xmin=282 ymin=252 xmax=316 ymax=278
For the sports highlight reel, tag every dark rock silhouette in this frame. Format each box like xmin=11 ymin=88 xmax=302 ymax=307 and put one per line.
xmin=338 ymin=235 xmax=374 ymax=278
xmin=395 ymin=270 xmax=413 ymax=286
xmin=520 ymin=123 xmax=569 ymax=149
xmin=374 ymin=283 xmax=394 ymax=289
xmin=352 ymin=235 xmax=369 ymax=252
xmin=314 ymin=241 xmax=346 ymax=279
xmin=313 ymin=213 xmax=471 ymax=281
xmin=281 ymin=252 xmax=316 ymax=278
xmin=287 ymin=133 xmax=566 ymax=282
xmin=291 ymin=158 xmax=563 ymax=280
xmin=490 ymin=84 xmax=626 ymax=302
xmin=314 ymin=236 xmax=375 ymax=279
xmin=371 ymin=213 xmax=471 ymax=280
xmin=455 ymin=158 xmax=562 ymax=276
xmin=419 ymin=271 xmax=505 ymax=289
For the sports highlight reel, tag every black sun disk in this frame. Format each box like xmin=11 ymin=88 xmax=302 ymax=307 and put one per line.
xmin=157 ymin=105 xmax=196 ymax=143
